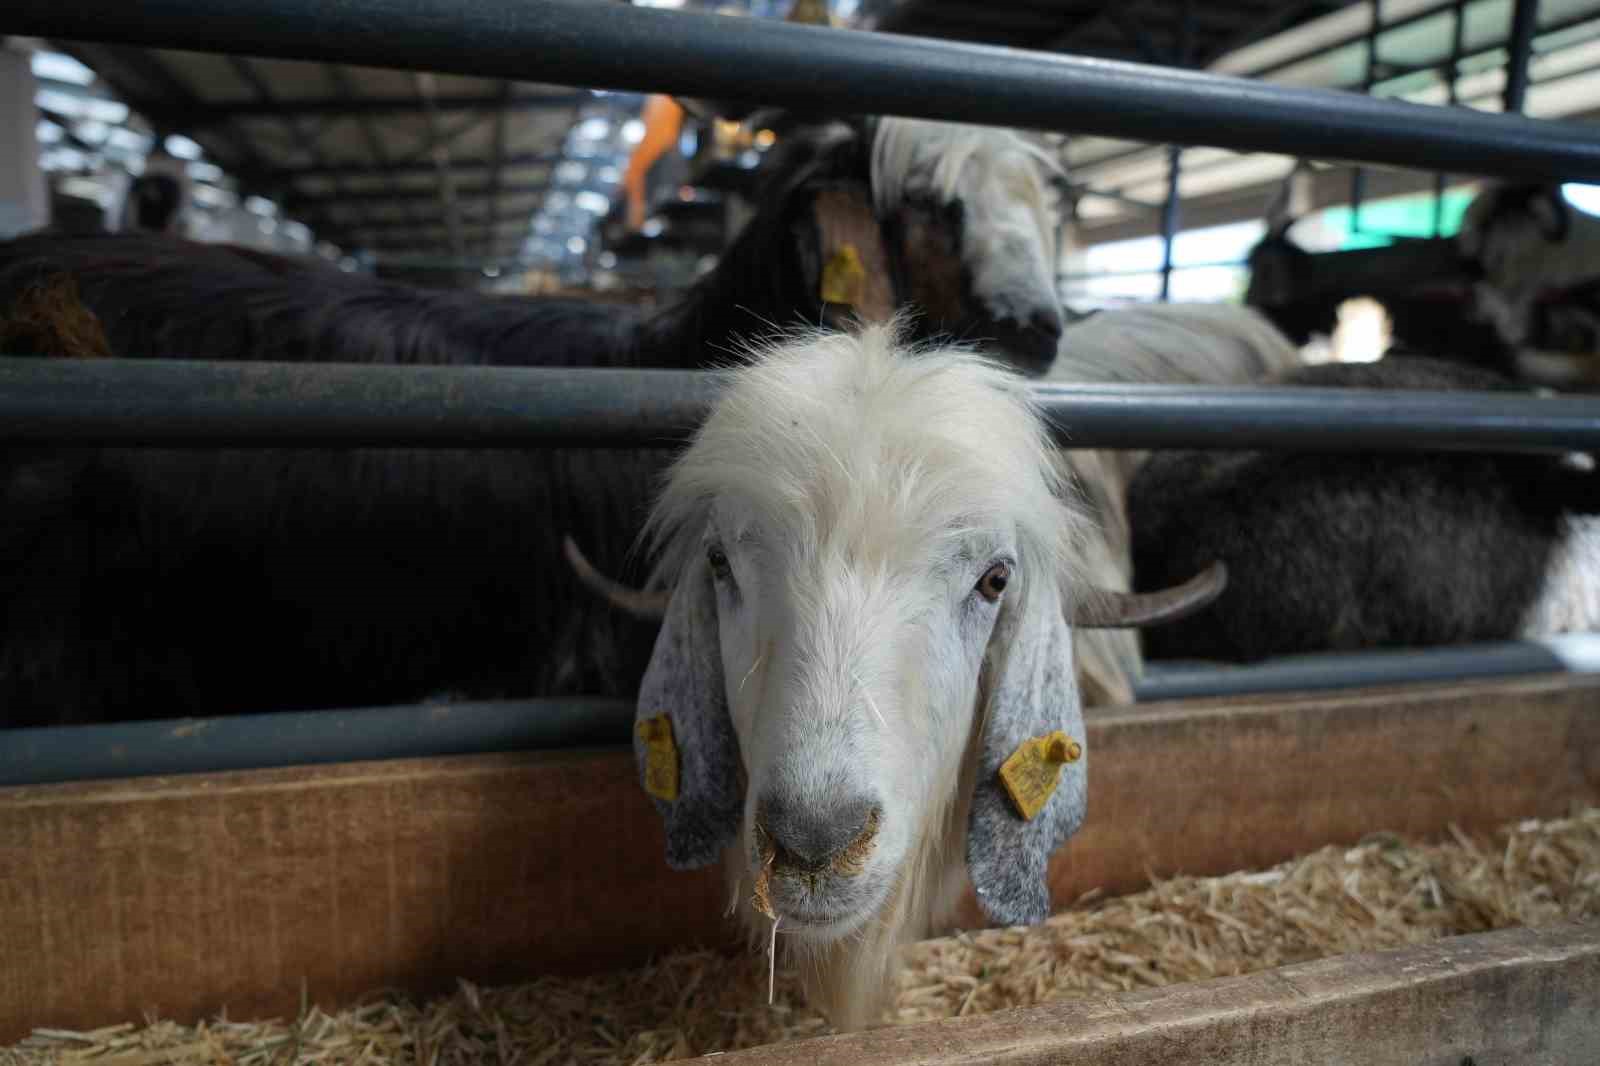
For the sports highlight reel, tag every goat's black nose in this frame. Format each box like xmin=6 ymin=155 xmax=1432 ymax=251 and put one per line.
xmin=1029 ymin=308 xmax=1065 ymax=345
xmin=984 ymin=308 xmax=1063 ymax=376
xmin=757 ymin=791 xmax=882 ymax=872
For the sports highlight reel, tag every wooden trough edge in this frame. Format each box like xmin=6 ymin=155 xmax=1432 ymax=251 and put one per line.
xmin=716 ymin=921 xmax=1600 ymax=1065
xmin=1 ymin=672 xmax=1598 ymax=1038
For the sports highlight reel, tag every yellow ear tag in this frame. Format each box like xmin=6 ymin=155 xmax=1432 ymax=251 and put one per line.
xmin=637 ymin=713 xmax=680 ymax=802
xmin=998 ymin=730 xmax=1082 ymax=821
xmin=820 ymin=243 xmax=867 ymax=307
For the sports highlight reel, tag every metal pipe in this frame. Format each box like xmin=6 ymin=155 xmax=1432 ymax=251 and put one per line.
xmin=1503 ymin=0 xmax=1541 ymax=114
xmin=3 ymin=357 xmax=1600 ymax=453
xmin=7 ymin=636 xmax=1595 ymax=786
xmin=1434 ymin=0 xmax=1469 ymax=237
xmin=1132 ymin=637 xmax=1596 ymax=703
xmin=1159 ymin=146 xmax=1182 ymax=302
xmin=1351 ymin=0 xmax=1384 ymax=235
xmin=0 ymin=699 xmax=635 ymax=787
xmin=12 ymin=0 xmax=1600 ymax=182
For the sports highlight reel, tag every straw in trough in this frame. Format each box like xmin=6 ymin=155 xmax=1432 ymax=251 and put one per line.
xmin=6 ymin=808 xmax=1597 ymax=1066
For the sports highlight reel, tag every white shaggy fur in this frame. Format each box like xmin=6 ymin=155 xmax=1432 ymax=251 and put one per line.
xmin=1046 ymin=302 xmax=1307 ymax=704
xmin=1459 ymin=187 xmax=1600 ymax=329
xmin=1459 ymin=185 xmax=1600 ymax=385
xmin=645 ymin=322 xmax=1088 ymax=1030
xmin=1520 ymin=516 xmax=1600 ymax=636
xmin=870 ymin=118 xmax=1064 ymax=337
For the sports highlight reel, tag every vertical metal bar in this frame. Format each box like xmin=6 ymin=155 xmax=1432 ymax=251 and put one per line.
xmin=1434 ymin=0 xmax=1469 ymax=236
xmin=1504 ymin=0 xmax=1540 ymax=114
xmin=1351 ymin=0 xmax=1383 ymax=235
xmin=1159 ymin=145 xmax=1182 ymax=302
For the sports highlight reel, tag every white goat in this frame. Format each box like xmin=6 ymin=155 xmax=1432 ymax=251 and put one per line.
xmin=620 ymin=322 xmax=1216 ymax=1030
xmin=1458 ymin=183 xmax=1600 ymax=387
xmin=871 ymin=118 xmax=1066 ymax=374
xmin=1046 ymin=302 xmax=1307 ymax=704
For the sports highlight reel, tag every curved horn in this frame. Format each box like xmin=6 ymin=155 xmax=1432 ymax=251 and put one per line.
xmin=562 ymin=536 xmax=670 ymax=619
xmin=1072 ymin=561 xmax=1227 ymax=629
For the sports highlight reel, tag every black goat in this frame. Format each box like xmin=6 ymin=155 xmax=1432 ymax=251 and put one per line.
xmin=1128 ymin=358 xmax=1600 ymax=663
xmin=0 ymin=123 xmax=934 ymax=727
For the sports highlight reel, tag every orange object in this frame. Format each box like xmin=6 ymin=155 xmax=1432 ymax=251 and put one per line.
xmin=623 ymin=94 xmax=685 ymax=232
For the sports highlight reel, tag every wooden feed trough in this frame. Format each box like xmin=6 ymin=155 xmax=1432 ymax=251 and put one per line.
xmin=3 ymin=671 xmax=1598 ymax=1061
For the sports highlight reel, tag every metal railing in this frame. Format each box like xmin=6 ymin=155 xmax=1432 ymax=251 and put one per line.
xmin=10 ymin=0 xmax=1600 ymax=181
xmin=4 ymin=356 xmax=1599 ymax=453
xmin=6 ymin=0 xmax=1600 ymax=767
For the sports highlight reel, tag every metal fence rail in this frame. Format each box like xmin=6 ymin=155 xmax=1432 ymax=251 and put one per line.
xmin=11 ymin=0 xmax=1600 ymax=182
xmin=8 ymin=635 xmax=1598 ymax=786
xmin=4 ymin=356 xmax=1600 ymax=452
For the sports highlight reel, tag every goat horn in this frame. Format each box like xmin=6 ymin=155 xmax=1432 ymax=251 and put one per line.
xmin=562 ymin=536 xmax=671 ymax=619
xmin=1073 ymin=562 xmax=1228 ymax=629
xmin=566 ymin=535 xmax=1227 ymax=630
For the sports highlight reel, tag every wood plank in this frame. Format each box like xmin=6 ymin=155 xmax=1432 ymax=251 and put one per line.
xmin=0 ymin=750 xmax=730 ymax=1040
xmin=715 ymin=922 xmax=1600 ymax=1065
xmin=2 ymin=673 xmax=1597 ymax=1039
xmin=1004 ymin=669 xmax=1600 ymax=924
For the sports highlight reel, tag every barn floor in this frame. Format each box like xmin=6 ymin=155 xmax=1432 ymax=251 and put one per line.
xmin=5 ymin=808 xmax=1597 ymax=1066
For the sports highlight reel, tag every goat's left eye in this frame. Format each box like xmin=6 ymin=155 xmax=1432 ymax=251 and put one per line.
xmin=976 ymin=562 xmax=1010 ymax=602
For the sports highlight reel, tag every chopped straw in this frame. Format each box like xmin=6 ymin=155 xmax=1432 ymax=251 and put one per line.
xmin=6 ymin=808 xmax=1597 ymax=1066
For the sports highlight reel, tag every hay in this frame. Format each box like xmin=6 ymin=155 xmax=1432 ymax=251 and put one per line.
xmin=7 ymin=809 xmax=1597 ymax=1066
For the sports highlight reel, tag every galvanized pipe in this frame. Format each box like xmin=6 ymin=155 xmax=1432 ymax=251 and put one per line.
xmin=10 ymin=0 xmax=1600 ymax=182
xmin=4 ymin=357 xmax=1600 ymax=452
xmin=0 ymin=699 xmax=636 ymax=787
xmin=6 ymin=637 xmax=1595 ymax=786
xmin=1503 ymin=0 xmax=1542 ymax=115
xmin=1133 ymin=637 xmax=1598 ymax=702
xmin=1158 ymin=146 xmax=1182 ymax=302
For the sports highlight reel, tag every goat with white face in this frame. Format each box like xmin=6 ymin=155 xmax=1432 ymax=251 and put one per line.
xmin=634 ymin=324 xmax=1086 ymax=1029
xmin=1458 ymin=183 xmax=1600 ymax=387
xmin=871 ymin=118 xmax=1066 ymax=375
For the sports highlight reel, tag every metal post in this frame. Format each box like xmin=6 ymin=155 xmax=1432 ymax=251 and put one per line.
xmin=1159 ymin=146 xmax=1182 ymax=302
xmin=1352 ymin=0 xmax=1383 ymax=235
xmin=1433 ymin=0 xmax=1469 ymax=235
xmin=12 ymin=0 xmax=1600 ymax=182
xmin=1504 ymin=0 xmax=1540 ymax=114
xmin=1159 ymin=0 xmax=1194 ymax=304
xmin=2 ymin=357 xmax=1599 ymax=454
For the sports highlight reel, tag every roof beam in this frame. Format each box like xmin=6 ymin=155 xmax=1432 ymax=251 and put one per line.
xmin=484 ymin=81 xmax=512 ymax=258
xmin=226 ymin=54 xmax=376 ymax=246
xmin=414 ymin=72 xmax=464 ymax=258
xmin=274 ymin=153 xmax=561 ymax=182
xmin=51 ymin=43 xmax=297 ymax=204
xmin=285 ymin=182 xmax=546 ymax=207
xmin=346 ymin=215 xmax=524 ymax=233
xmin=323 ymin=63 xmax=435 ymax=241
xmin=190 ymin=92 xmax=588 ymax=124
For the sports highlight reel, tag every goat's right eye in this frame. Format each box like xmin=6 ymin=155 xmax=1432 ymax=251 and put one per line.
xmin=707 ymin=544 xmax=732 ymax=580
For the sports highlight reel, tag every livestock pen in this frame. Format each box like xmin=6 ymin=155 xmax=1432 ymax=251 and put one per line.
xmin=3 ymin=0 xmax=1600 ymax=1061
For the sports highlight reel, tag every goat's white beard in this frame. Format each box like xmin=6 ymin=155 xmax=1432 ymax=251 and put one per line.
xmin=722 ymin=709 xmax=982 ymax=1032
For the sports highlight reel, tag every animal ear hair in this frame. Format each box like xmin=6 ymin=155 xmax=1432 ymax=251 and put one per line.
xmin=635 ymin=557 xmax=742 ymax=870
xmin=965 ymin=571 xmax=1087 ymax=927
xmin=1531 ymin=187 xmax=1571 ymax=242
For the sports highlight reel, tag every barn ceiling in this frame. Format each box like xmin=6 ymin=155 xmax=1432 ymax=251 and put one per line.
xmin=26 ymin=0 xmax=1599 ymax=272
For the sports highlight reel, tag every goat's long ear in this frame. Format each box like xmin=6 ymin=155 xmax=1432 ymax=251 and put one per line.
xmin=1530 ymin=186 xmax=1571 ymax=243
xmin=635 ymin=558 xmax=742 ymax=870
xmin=966 ymin=573 xmax=1086 ymax=928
